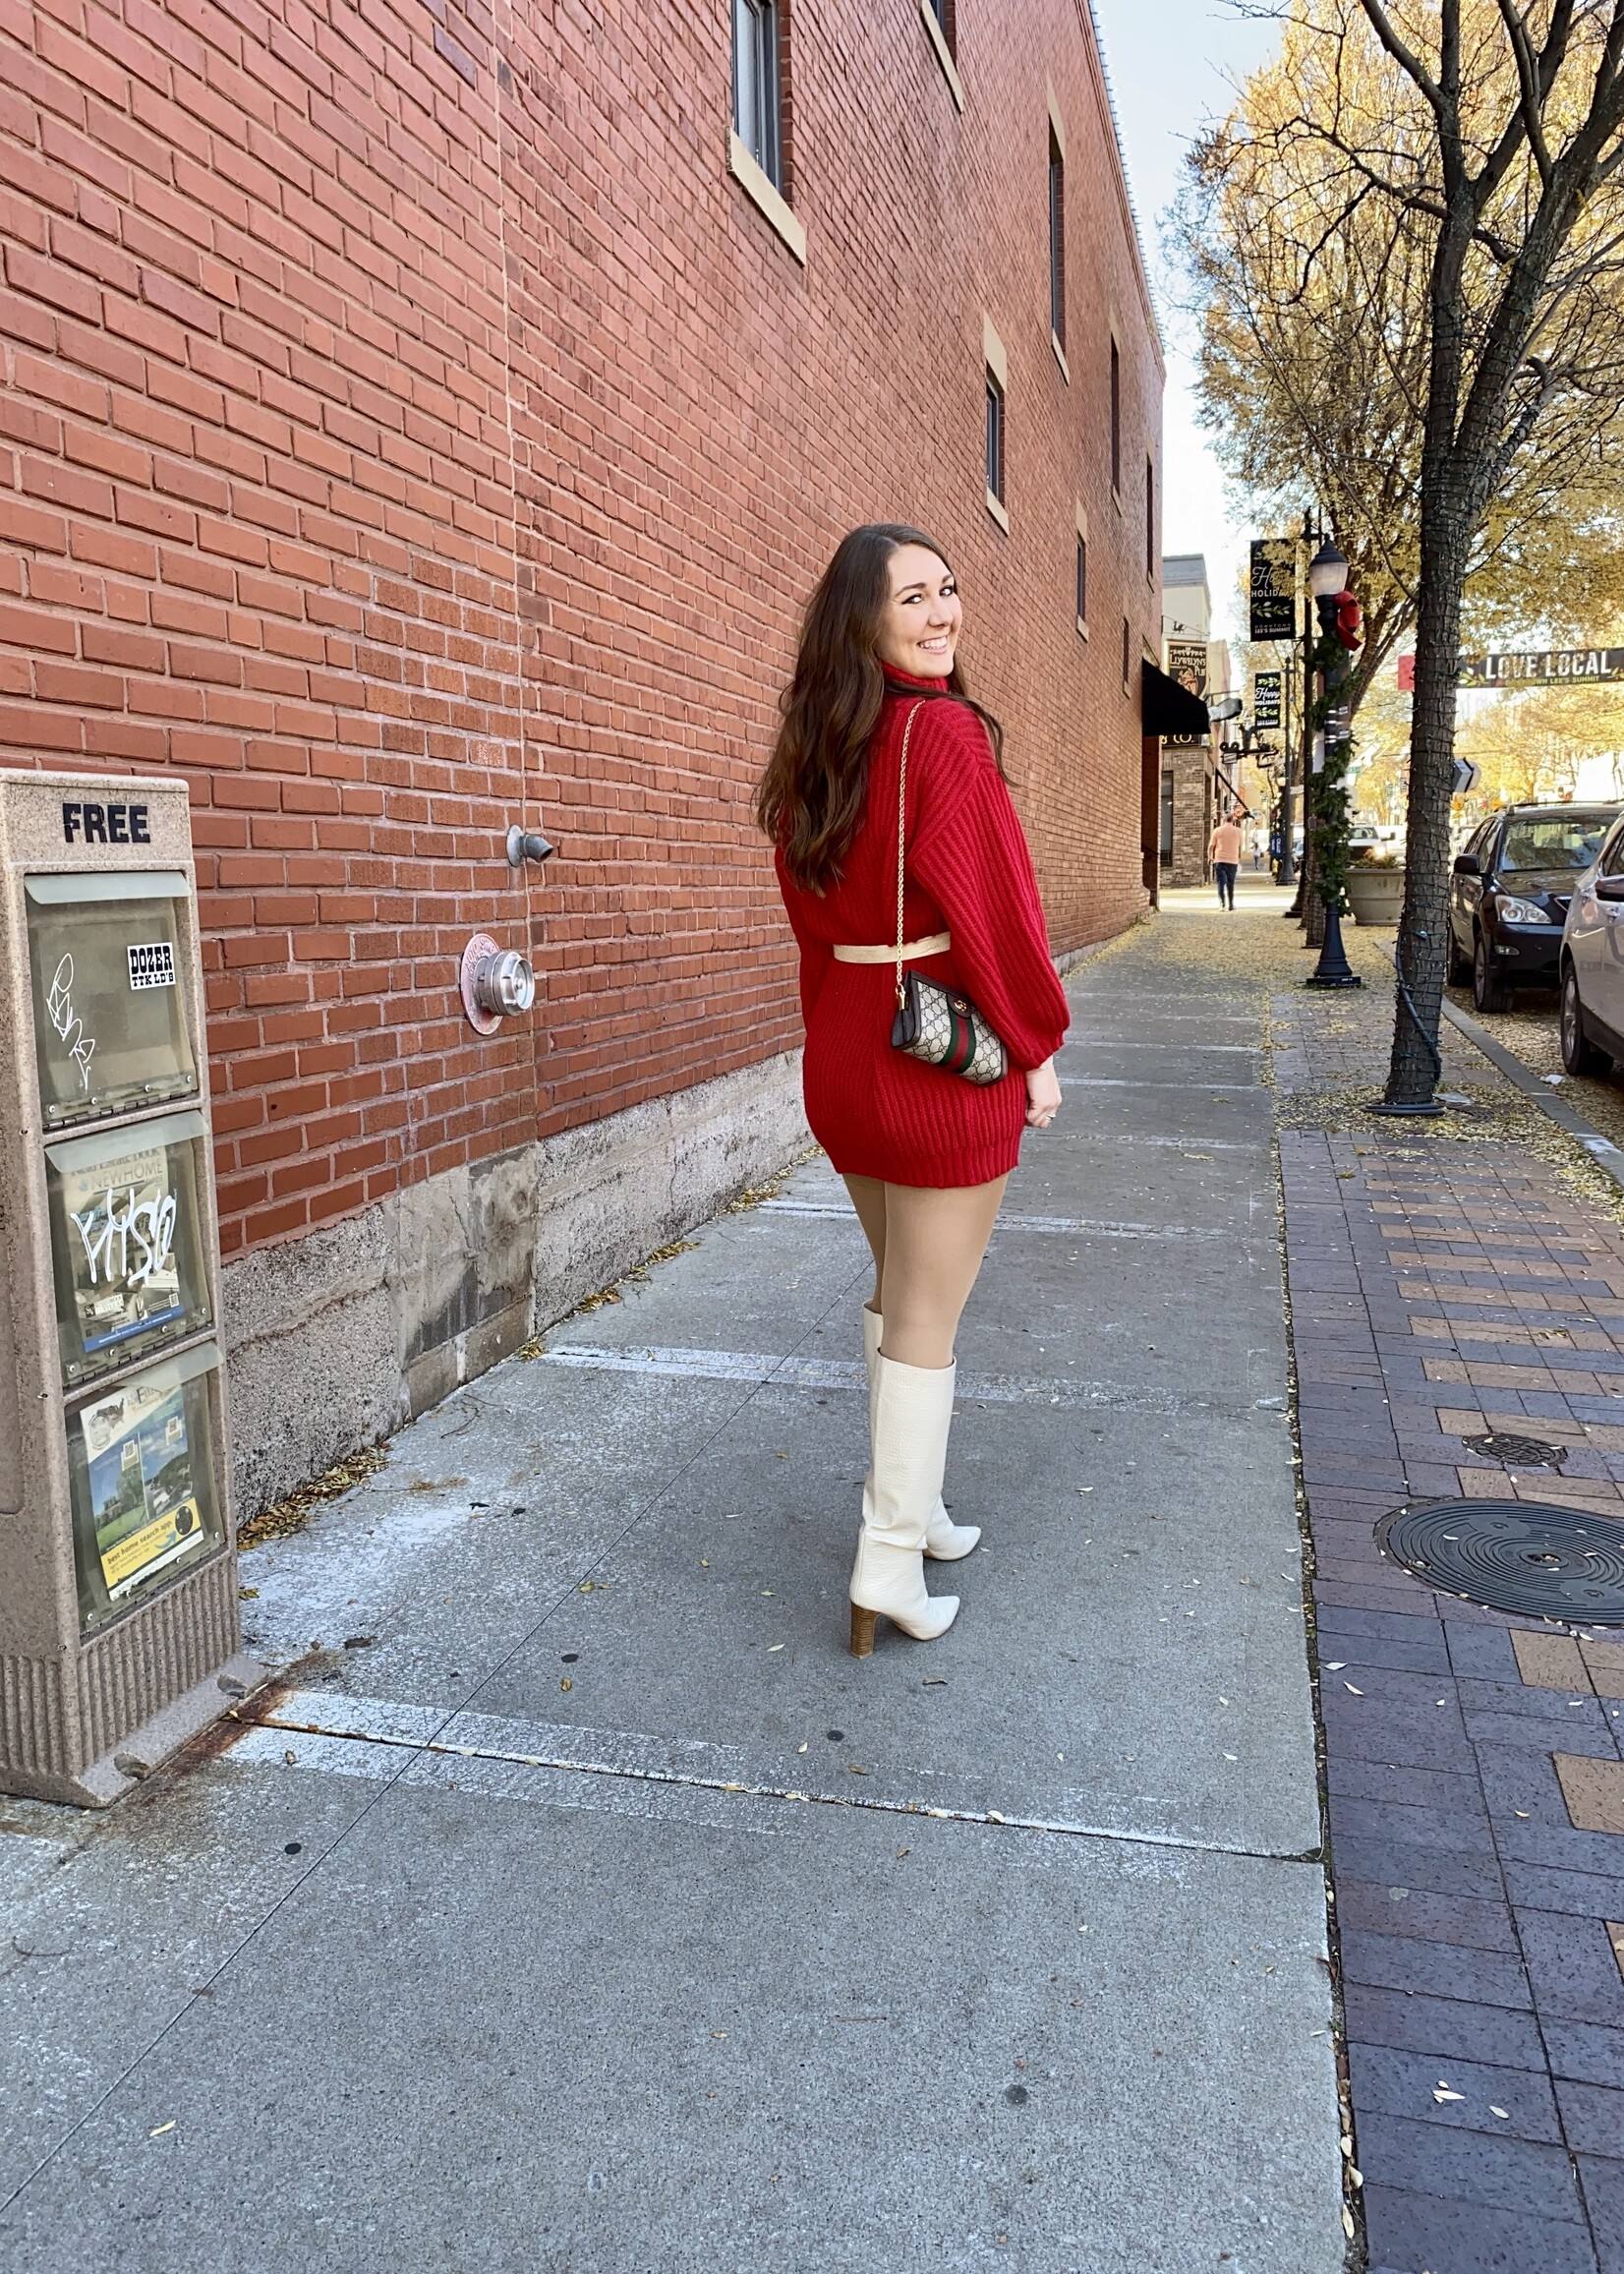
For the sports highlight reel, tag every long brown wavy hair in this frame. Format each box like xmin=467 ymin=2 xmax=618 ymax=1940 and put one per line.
xmin=756 ymin=522 xmax=1004 ymax=893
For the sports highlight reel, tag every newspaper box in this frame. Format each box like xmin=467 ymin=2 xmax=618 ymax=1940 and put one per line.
xmin=0 ymin=771 xmax=261 ymax=1804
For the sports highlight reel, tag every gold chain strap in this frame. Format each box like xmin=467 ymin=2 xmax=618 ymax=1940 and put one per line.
xmin=896 ymin=702 xmax=921 ymax=1008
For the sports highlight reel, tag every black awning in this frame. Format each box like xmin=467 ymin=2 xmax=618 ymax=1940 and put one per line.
xmin=1141 ymin=659 xmax=1212 ymax=739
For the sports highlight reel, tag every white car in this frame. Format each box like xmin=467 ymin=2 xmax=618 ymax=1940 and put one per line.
xmin=1559 ymin=813 xmax=1624 ymax=1073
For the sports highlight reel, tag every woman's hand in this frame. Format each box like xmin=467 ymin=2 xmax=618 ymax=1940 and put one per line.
xmin=1024 ymin=1058 xmax=1061 ymax=1130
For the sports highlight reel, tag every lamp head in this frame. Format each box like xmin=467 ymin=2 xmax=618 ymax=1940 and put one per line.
xmin=1308 ymin=539 xmax=1349 ymax=602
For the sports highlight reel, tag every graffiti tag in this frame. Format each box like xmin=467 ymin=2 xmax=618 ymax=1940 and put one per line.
xmin=45 ymin=956 xmax=95 ymax=1092
xmin=70 ymin=1186 xmax=178 ymax=1293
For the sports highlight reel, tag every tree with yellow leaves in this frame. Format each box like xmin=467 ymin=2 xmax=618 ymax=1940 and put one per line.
xmin=1455 ymin=678 xmax=1624 ymax=806
xmin=1184 ymin=3 xmax=1624 ymax=1108
xmin=1179 ymin=6 xmax=1624 ymax=724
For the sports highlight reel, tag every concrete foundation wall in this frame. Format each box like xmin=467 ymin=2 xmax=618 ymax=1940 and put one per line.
xmin=222 ymin=1052 xmax=807 ymax=1516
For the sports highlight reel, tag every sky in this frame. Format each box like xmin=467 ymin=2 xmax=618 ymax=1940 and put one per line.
xmin=1089 ymin=0 xmax=1285 ymax=643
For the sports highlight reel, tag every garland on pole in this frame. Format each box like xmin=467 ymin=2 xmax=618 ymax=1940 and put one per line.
xmin=1306 ymin=621 xmax=1357 ymax=916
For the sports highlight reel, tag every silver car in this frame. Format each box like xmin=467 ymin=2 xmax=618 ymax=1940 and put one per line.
xmin=1560 ymin=811 xmax=1624 ymax=1073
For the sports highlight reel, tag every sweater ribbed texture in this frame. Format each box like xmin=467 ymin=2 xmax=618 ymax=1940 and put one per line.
xmin=776 ymin=671 xmax=1072 ymax=1188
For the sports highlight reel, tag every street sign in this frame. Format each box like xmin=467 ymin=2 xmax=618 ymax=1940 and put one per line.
xmin=1460 ymin=647 xmax=1624 ymax=686
xmin=1249 ymin=539 xmax=1296 ymax=643
xmin=1253 ymin=670 xmax=1282 ymax=729
xmin=1397 ymin=647 xmax=1624 ymax=691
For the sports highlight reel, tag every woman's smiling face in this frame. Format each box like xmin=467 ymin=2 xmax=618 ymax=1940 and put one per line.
xmin=874 ymin=544 xmax=961 ymax=677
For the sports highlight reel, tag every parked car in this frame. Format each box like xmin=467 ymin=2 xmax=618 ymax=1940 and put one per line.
xmin=1448 ymin=803 xmax=1620 ymax=1012
xmin=1560 ymin=813 xmax=1624 ymax=1073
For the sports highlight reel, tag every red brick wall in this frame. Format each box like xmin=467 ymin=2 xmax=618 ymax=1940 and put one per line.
xmin=0 ymin=0 xmax=1162 ymax=1260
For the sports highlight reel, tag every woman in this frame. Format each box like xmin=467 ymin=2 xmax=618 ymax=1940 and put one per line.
xmin=757 ymin=524 xmax=1070 ymax=1655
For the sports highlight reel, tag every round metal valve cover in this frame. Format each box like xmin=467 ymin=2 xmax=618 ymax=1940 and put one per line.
xmin=1375 ymin=1498 xmax=1624 ymax=1624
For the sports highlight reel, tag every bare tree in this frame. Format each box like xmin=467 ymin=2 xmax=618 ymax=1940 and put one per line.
xmin=1350 ymin=2 xmax=1624 ymax=1102
xmin=1180 ymin=29 xmax=1624 ymax=727
xmin=1184 ymin=3 xmax=1624 ymax=1100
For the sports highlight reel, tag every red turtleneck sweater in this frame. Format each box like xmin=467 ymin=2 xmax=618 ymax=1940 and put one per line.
xmin=775 ymin=671 xmax=1071 ymax=1188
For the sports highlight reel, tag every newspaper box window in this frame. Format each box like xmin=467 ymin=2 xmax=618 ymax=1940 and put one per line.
xmin=45 ymin=1109 xmax=212 ymax=1386
xmin=0 ymin=771 xmax=261 ymax=1807
xmin=26 ymin=872 xmax=197 ymax=1127
xmin=68 ymin=1343 xmax=226 ymax=1637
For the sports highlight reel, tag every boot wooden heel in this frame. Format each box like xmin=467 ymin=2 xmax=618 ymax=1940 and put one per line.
xmin=849 ymin=1604 xmax=878 ymax=1658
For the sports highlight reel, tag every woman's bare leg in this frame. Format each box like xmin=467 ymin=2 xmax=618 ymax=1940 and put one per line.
xmin=878 ymin=1177 xmax=1008 ymax=1369
xmin=841 ymin=1173 xmax=889 ymax=1312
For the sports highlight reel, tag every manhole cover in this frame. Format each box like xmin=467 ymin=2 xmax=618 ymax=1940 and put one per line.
xmin=1460 ymin=1430 xmax=1568 ymax=1470
xmin=1375 ymin=1499 xmax=1624 ymax=1623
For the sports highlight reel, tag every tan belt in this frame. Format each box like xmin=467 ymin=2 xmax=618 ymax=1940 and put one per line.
xmin=832 ymin=932 xmax=952 ymax=965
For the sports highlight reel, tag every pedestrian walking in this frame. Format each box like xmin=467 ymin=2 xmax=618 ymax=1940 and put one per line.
xmin=1208 ymin=813 xmax=1243 ymax=908
xmin=757 ymin=524 xmax=1070 ymax=1654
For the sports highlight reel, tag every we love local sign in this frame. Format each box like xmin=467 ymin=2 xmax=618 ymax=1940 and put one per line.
xmin=1398 ymin=647 xmax=1624 ymax=690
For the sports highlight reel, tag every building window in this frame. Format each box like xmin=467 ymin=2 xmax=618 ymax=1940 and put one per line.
xmin=1122 ymin=616 xmax=1131 ymax=691
xmin=1145 ymin=456 xmax=1155 ymax=579
xmin=1075 ymin=533 xmax=1088 ymax=628
xmin=924 ymin=0 xmax=956 ymax=53
xmin=733 ymin=0 xmax=783 ymax=190
xmin=1110 ymin=339 xmax=1122 ymax=496
xmin=1048 ymin=128 xmax=1066 ymax=351
xmin=985 ymin=369 xmax=1006 ymax=504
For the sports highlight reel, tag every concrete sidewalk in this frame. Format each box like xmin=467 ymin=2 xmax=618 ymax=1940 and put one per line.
xmin=0 ymin=904 xmax=1345 ymax=2272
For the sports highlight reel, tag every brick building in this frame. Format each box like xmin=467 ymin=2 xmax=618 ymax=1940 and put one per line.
xmin=1160 ymin=553 xmax=1227 ymax=890
xmin=0 ymin=0 xmax=1164 ymax=1509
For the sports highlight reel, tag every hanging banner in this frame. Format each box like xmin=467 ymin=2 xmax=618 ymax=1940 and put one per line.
xmin=1248 ymin=539 xmax=1297 ymax=644
xmin=1252 ymin=671 xmax=1282 ymax=729
xmin=1163 ymin=641 xmax=1209 ymax=745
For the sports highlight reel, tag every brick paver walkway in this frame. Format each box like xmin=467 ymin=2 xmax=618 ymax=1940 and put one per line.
xmin=1272 ymin=960 xmax=1624 ymax=2272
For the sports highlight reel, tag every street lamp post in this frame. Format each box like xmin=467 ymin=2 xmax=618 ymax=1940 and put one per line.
xmin=1305 ymin=538 xmax=1363 ymax=990
xmin=1278 ymin=510 xmax=1313 ymax=899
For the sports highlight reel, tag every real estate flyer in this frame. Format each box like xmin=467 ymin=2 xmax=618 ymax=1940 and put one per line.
xmin=79 ymin=1370 xmax=206 ymax=1600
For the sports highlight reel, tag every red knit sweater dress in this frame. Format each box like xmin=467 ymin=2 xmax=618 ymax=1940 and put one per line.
xmin=776 ymin=669 xmax=1072 ymax=1188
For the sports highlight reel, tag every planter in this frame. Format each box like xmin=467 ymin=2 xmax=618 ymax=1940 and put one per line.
xmin=1346 ymin=865 xmax=1406 ymax=926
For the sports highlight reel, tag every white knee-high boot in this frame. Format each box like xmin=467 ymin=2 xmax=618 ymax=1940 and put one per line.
xmin=862 ymin=1308 xmax=980 ymax=1560
xmin=848 ymin=1353 xmax=960 ymax=1654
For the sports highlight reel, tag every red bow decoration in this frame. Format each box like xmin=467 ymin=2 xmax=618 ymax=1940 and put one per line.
xmin=1334 ymin=591 xmax=1363 ymax=652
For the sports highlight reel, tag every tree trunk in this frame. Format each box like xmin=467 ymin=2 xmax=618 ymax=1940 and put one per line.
xmin=1386 ymin=494 xmax=1469 ymax=1102
xmin=1385 ymin=164 xmax=1475 ymax=1108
